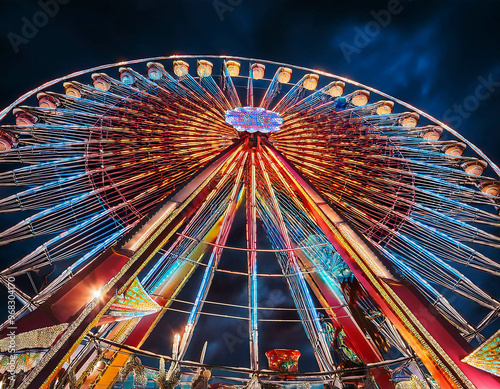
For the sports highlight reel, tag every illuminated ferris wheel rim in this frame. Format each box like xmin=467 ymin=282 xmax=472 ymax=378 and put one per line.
xmin=0 ymin=53 xmax=499 ymax=389
xmin=1 ymin=53 xmax=499 ymax=177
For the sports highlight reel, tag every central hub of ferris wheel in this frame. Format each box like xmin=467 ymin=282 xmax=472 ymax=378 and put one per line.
xmin=225 ymin=106 xmax=283 ymax=133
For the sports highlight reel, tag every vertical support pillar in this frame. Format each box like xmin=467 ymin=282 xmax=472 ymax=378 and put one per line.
xmin=246 ymin=151 xmax=259 ymax=372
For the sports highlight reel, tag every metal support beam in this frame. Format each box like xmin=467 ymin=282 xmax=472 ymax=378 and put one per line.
xmin=246 ymin=151 xmax=259 ymax=372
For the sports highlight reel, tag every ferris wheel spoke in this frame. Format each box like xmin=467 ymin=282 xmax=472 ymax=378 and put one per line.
xmin=15 ymin=106 xmax=135 ymax=127
xmin=45 ymin=89 xmax=163 ymax=118
xmin=199 ymin=73 xmax=234 ymax=112
xmin=123 ymin=61 xmax=194 ymax=102
xmin=175 ymin=70 xmax=231 ymax=113
xmin=46 ymin=88 xmax=156 ymax=113
xmin=222 ymin=60 xmax=242 ymax=109
xmin=259 ymin=67 xmax=288 ymax=110
xmin=0 ymin=168 xmax=211 ymax=266
xmin=0 ymin=138 xmax=225 ymax=217
xmin=146 ymin=61 xmax=192 ymax=97
xmin=88 ymin=71 xmax=165 ymax=104
xmin=38 ymin=224 xmax=133 ymax=296
xmin=43 ymin=85 xmax=233 ymax=140
xmin=383 ymin=143 xmax=469 ymax=165
xmin=117 ymin=65 xmax=233 ymax=126
xmin=3 ymin=124 xmax=123 ymax=144
xmin=395 ymin=158 xmax=494 ymax=188
xmin=0 ymin=224 xmax=134 ymax=334
xmin=379 ymin=246 xmax=479 ymax=336
xmin=338 ymin=189 xmax=500 ymax=270
xmin=275 ymin=138 xmax=481 ymax=175
xmin=0 ymin=137 xmax=223 ymax=164
xmin=0 ymin=172 xmax=93 ymax=212
xmin=308 ymin=171 xmax=500 ymax=251
xmin=274 ymin=74 xmax=361 ymax=117
xmin=273 ymin=135 xmax=500 ymax=251
xmin=324 ymin=169 xmax=497 ymax=223
xmin=381 ymin=234 xmax=499 ymax=309
xmin=245 ymin=151 xmax=259 ymax=372
xmin=1 ymin=212 xmax=125 ymax=277
xmin=119 ymin=66 xmax=173 ymax=93
xmin=280 ymin=81 xmax=347 ymax=117
xmin=332 ymin=193 xmax=500 ymax=278
xmin=0 ymin=155 xmax=86 ymax=186
xmin=59 ymin=81 xmax=189 ymax=121
xmin=274 ymin=130 xmax=494 ymax=189
xmin=287 ymin=176 xmax=499 ymax=256
xmin=0 ymin=139 xmax=91 ymax=161
xmin=0 ymin=192 xmax=104 ymax=244
xmin=271 ymin=74 xmax=308 ymax=114
xmin=0 ymin=163 xmax=151 ymax=213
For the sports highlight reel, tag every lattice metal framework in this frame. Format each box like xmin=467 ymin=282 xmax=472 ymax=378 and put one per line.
xmin=0 ymin=56 xmax=499 ymax=389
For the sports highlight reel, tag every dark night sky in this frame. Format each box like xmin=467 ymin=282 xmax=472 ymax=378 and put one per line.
xmin=0 ymin=0 xmax=499 ymax=378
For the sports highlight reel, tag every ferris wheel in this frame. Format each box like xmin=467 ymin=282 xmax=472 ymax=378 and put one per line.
xmin=0 ymin=55 xmax=498 ymax=389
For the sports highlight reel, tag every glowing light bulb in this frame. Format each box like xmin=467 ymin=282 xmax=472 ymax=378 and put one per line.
xmin=172 ymin=333 xmax=181 ymax=359
xmin=94 ymin=360 xmax=106 ymax=371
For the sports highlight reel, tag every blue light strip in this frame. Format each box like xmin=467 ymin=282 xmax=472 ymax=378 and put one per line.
xmin=247 ymin=152 xmax=259 ymax=371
